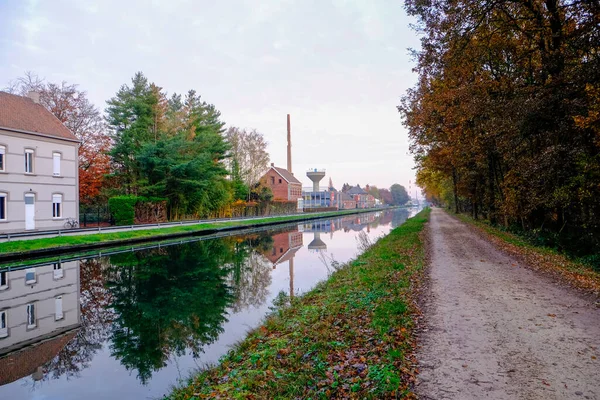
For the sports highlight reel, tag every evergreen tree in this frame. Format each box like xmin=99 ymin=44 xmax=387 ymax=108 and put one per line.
xmin=106 ymin=72 xmax=160 ymax=194
xmin=107 ymin=73 xmax=232 ymax=218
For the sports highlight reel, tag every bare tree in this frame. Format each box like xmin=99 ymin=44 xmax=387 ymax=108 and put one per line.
xmin=5 ymin=72 xmax=110 ymax=203
xmin=224 ymin=127 xmax=270 ymax=186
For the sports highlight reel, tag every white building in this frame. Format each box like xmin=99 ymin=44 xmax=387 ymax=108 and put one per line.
xmin=0 ymin=91 xmax=79 ymax=232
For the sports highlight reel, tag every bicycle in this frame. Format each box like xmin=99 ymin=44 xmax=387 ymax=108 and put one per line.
xmin=63 ymin=217 xmax=79 ymax=229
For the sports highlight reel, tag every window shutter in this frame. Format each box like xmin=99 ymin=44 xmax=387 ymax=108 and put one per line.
xmin=53 ymin=153 xmax=61 ymax=176
xmin=52 ymin=194 xmax=62 ymax=203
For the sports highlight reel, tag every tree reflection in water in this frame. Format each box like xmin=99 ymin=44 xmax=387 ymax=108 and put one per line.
xmin=105 ymin=239 xmax=236 ymax=383
xmin=37 ymin=235 xmax=277 ymax=385
xmin=226 ymin=234 xmax=274 ymax=313
xmin=43 ymin=258 xmax=115 ymax=382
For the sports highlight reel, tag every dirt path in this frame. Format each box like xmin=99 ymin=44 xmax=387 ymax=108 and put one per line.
xmin=417 ymin=208 xmax=600 ymax=400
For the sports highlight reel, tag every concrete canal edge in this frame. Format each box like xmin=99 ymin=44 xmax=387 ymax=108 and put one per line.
xmin=168 ymin=208 xmax=431 ymax=399
xmin=0 ymin=208 xmax=404 ymax=262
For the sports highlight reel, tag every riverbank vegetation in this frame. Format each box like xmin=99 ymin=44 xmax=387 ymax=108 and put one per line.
xmin=168 ymin=208 xmax=430 ymax=399
xmin=0 ymin=209 xmax=382 ymax=257
xmin=399 ymin=1 xmax=600 ymax=266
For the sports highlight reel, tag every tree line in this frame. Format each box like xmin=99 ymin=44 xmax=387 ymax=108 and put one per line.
xmin=7 ymin=72 xmax=271 ymax=219
xmin=399 ymin=0 xmax=599 ymax=259
xmin=339 ymin=182 xmax=411 ymax=206
xmin=6 ymin=71 xmax=409 ymax=219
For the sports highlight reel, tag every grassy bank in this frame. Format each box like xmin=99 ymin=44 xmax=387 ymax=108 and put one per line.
xmin=169 ymin=208 xmax=431 ymax=399
xmin=0 ymin=209 xmax=381 ymax=257
xmin=456 ymin=213 xmax=600 ymax=297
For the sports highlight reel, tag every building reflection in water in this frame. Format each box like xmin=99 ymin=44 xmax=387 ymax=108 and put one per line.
xmin=265 ymin=229 xmax=303 ymax=298
xmin=0 ymin=261 xmax=81 ymax=386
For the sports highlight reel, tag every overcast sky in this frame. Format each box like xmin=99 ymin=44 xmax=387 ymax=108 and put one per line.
xmin=1 ymin=0 xmax=421 ymax=195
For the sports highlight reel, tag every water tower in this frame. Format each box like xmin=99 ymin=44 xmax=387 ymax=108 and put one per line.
xmin=306 ymin=168 xmax=326 ymax=193
xmin=308 ymin=232 xmax=327 ymax=251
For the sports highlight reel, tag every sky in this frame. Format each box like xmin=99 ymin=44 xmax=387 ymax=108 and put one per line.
xmin=0 ymin=0 xmax=422 ymax=196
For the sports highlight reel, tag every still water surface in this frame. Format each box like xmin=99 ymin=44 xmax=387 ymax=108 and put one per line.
xmin=0 ymin=208 xmax=417 ymax=399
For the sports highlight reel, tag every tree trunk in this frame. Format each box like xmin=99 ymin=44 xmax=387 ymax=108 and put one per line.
xmin=452 ymin=167 xmax=459 ymax=214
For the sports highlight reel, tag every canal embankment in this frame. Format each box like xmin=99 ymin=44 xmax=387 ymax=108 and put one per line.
xmin=168 ymin=208 xmax=430 ymax=399
xmin=0 ymin=208 xmax=397 ymax=262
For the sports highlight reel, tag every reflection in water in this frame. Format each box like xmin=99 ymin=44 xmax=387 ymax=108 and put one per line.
xmin=106 ymin=240 xmax=236 ymax=383
xmin=264 ymin=230 xmax=303 ymax=298
xmin=0 ymin=208 xmax=416 ymax=398
xmin=0 ymin=261 xmax=80 ymax=387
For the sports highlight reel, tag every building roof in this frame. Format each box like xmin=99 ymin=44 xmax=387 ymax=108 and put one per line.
xmin=346 ymin=186 xmax=368 ymax=195
xmin=0 ymin=329 xmax=77 ymax=386
xmin=272 ymin=166 xmax=301 ymax=185
xmin=339 ymin=192 xmax=355 ymax=201
xmin=0 ymin=91 xmax=79 ymax=142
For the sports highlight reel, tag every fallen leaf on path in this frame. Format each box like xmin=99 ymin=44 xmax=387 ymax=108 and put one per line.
xmin=547 ymin=314 xmax=556 ymax=318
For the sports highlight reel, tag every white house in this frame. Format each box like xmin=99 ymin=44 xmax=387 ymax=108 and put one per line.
xmin=0 ymin=91 xmax=79 ymax=232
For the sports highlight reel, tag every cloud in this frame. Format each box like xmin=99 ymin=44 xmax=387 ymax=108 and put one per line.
xmin=0 ymin=0 xmax=421 ymax=191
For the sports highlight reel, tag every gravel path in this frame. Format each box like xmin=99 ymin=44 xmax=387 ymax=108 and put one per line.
xmin=417 ymin=208 xmax=600 ymax=400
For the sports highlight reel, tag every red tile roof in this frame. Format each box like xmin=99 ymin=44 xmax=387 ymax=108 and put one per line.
xmin=0 ymin=91 xmax=78 ymax=141
xmin=0 ymin=330 xmax=77 ymax=386
xmin=272 ymin=166 xmax=301 ymax=185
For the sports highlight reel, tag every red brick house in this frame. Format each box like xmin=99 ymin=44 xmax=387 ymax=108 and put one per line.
xmin=339 ymin=192 xmax=357 ymax=209
xmin=261 ymin=164 xmax=302 ymax=202
xmin=265 ymin=230 xmax=303 ymax=268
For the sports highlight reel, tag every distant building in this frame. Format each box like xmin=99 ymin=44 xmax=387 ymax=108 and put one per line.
xmin=338 ymin=192 xmax=357 ymax=209
xmin=260 ymin=163 xmax=302 ymax=202
xmin=0 ymin=91 xmax=79 ymax=232
xmin=302 ymin=186 xmax=337 ymax=209
xmin=346 ymin=185 xmax=375 ymax=209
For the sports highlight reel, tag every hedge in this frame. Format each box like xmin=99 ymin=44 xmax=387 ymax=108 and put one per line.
xmin=108 ymin=196 xmax=138 ymax=225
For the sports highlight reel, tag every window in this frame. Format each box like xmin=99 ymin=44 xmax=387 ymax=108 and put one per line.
xmin=0 ymin=145 xmax=5 ymax=171
xmin=0 ymin=311 xmax=7 ymax=338
xmin=53 ymin=262 xmax=63 ymax=279
xmin=53 ymin=152 xmax=61 ymax=176
xmin=270 ymin=176 xmax=275 ymax=185
xmin=26 ymin=303 xmax=36 ymax=328
xmin=24 ymin=149 xmax=34 ymax=173
xmin=279 ymin=179 xmax=282 ymax=184
xmin=0 ymin=271 xmax=7 ymax=290
xmin=52 ymin=194 xmax=62 ymax=218
xmin=25 ymin=268 xmax=36 ymax=284
xmin=0 ymin=193 xmax=6 ymax=221
xmin=55 ymin=296 xmax=63 ymax=320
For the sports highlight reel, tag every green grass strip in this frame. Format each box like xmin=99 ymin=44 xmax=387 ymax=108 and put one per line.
xmin=0 ymin=209 xmax=389 ymax=256
xmin=168 ymin=208 xmax=431 ymax=399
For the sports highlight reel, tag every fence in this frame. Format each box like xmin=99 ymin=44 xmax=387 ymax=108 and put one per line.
xmin=80 ymin=201 xmax=300 ymax=228
xmin=79 ymin=204 xmax=112 ymax=227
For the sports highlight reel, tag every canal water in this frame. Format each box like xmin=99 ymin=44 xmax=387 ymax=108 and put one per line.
xmin=0 ymin=208 xmax=418 ymax=399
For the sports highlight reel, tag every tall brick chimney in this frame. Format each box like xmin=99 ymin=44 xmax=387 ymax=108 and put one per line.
xmin=287 ymin=114 xmax=292 ymax=173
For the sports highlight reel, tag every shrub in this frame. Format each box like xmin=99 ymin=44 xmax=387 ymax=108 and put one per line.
xmin=108 ymin=196 xmax=138 ymax=225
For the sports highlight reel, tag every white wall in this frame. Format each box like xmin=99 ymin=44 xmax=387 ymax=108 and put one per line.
xmin=0 ymin=129 xmax=79 ymax=232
